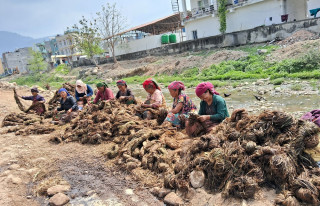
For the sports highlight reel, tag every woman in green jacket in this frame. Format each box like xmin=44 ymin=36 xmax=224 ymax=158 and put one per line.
xmin=186 ymin=82 xmax=229 ymax=136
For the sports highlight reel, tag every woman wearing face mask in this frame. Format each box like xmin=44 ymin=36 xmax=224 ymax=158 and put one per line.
xmin=115 ymin=80 xmax=135 ymax=104
xmin=75 ymin=79 xmax=93 ymax=105
xmin=186 ymin=82 xmax=229 ymax=136
xmin=164 ymin=81 xmax=196 ymax=128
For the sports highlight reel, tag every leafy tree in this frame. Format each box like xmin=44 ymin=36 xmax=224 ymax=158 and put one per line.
xmin=218 ymin=0 xmax=227 ymax=34
xmin=97 ymin=3 xmax=127 ymax=64
xmin=28 ymin=49 xmax=47 ymax=72
xmin=71 ymin=16 xmax=104 ymax=66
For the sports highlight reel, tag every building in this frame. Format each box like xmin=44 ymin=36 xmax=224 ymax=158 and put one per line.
xmin=0 ymin=58 xmax=4 ymax=75
xmin=35 ymin=43 xmax=50 ymax=62
xmin=46 ymin=37 xmax=59 ymax=56
xmin=2 ymin=47 xmax=32 ymax=73
xmin=110 ymin=13 xmax=184 ymax=56
xmin=181 ymin=0 xmax=320 ymax=40
xmin=55 ymin=30 xmax=81 ymax=63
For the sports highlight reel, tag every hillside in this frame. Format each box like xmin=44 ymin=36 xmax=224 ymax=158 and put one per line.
xmin=0 ymin=31 xmax=49 ymax=55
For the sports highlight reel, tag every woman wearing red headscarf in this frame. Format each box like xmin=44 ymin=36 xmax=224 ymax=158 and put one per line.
xmin=139 ymin=78 xmax=166 ymax=119
xmin=186 ymin=82 xmax=229 ymax=136
xmin=164 ymin=81 xmax=197 ymax=127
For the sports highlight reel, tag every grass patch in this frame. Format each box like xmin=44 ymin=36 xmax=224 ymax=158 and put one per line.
xmin=290 ymin=84 xmax=303 ymax=91
xmin=12 ymin=73 xmax=65 ymax=89
xmin=271 ymin=78 xmax=285 ymax=85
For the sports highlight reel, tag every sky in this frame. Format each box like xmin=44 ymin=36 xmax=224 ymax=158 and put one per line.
xmin=0 ymin=0 xmax=190 ymax=39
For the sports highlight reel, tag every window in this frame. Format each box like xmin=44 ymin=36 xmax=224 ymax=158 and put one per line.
xmin=203 ymin=0 xmax=209 ymax=7
xmin=198 ymin=1 xmax=203 ymax=8
xmin=192 ymin=30 xmax=198 ymax=40
xmin=64 ymin=40 xmax=66 ymax=46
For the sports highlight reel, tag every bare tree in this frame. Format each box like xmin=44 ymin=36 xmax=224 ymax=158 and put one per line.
xmin=97 ymin=3 xmax=126 ymax=64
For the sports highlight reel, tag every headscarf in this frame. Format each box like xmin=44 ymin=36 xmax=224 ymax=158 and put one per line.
xmin=76 ymin=79 xmax=87 ymax=94
xmin=168 ymin=81 xmax=185 ymax=91
xmin=31 ymin=87 xmax=39 ymax=93
xmin=58 ymin=88 xmax=70 ymax=96
xmin=116 ymin=80 xmax=127 ymax=87
xmin=195 ymin=82 xmax=219 ymax=97
xmin=142 ymin=78 xmax=161 ymax=90
xmin=96 ymin=82 xmax=108 ymax=88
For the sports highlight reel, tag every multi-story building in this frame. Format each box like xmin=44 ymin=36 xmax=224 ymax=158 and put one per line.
xmin=2 ymin=47 xmax=32 ymax=73
xmin=0 ymin=58 xmax=4 ymax=75
xmin=55 ymin=30 xmax=81 ymax=63
xmin=181 ymin=0 xmax=320 ymax=40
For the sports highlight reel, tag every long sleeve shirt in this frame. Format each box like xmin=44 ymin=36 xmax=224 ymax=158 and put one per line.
xmin=145 ymin=89 xmax=166 ymax=108
xmin=198 ymin=94 xmax=229 ymax=122
xmin=93 ymin=88 xmax=114 ymax=104
xmin=22 ymin=94 xmax=45 ymax=102
xmin=57 ymin=96 xmax=78 ymax=111
xmin=115 ymin=89 xmax=134 ymax=99
xmin=75 ymin=84 xmax=93 ymax=101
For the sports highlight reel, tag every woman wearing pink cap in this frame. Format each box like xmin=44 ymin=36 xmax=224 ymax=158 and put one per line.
xmin=164 ymin=81 xmax=197 ymax=127
xmin=186 ymin=82 xmax=229 ymax=135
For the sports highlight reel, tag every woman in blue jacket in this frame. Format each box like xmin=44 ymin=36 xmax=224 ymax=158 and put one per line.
xmin=75 ymin=79 xmax=93 ymax=107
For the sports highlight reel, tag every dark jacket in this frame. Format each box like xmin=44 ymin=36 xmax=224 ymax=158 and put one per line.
xmin=57 ymin=96 xmax=78 ymax=111
xmin=75 ymin=84 xmax=93 ymax=101
xmin=198 ymin=95 xmax=229 ymax=122
xmin=115 ymin=89 xmax=134 ymax=99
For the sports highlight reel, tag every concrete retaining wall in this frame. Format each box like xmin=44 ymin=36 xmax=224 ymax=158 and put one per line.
xmin=116 ymin=17 xmax=320 ymax=61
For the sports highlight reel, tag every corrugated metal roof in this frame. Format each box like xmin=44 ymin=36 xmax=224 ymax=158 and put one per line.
xmin=104 ymin=13 xmax=182 ymax=40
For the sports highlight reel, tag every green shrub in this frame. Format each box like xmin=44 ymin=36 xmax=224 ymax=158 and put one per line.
xmin=271 ymin=78 xmax=285 ymax=85
xmin=182 ymin=67 xmax=200 ymax=77
xmin=290 ymin=84 xmax=303 ymax=91
xmin=55 ymin=64 xmax=70 ymax=75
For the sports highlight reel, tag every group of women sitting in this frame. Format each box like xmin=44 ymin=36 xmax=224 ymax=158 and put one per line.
xmin=139 ymin=78 xmax=229 ymax=135
xmin=20 ymin=78 xmax=229 ymax=135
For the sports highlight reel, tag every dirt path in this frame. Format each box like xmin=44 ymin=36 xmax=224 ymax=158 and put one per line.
xmin=0 ymin=89 xmax=162 ymax=206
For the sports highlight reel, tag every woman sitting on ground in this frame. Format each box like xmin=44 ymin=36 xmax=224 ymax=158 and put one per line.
xmin=164 ymin=81 xmax=197 ymax=128
xmin=186 ymin=82 xmax=229 ymax=136
xmin=75 ymin=80 xmax=93 ymax=107
xmin=138 ymin=78 xmax=166 ymax=119
xmin=115 ymin=80 xmax=135 ymax=105
xmin=93 ymin=82 xmax=114 ymax=104
xmin=19 ymin=87 xmax=46 ymax=115
xmin=53 ymin=88 xmax=78 ymax=124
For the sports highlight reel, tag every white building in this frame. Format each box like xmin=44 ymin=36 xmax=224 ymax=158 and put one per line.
xmin=181 ymin=0 xmax=320 ymax=40
xmin=111 ymin=13 xmax=184 ymax=56
xmin=55 ymin=32 xmax=81 ymax=62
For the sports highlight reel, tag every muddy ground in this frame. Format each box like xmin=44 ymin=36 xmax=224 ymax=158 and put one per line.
xmin=0 ymin=88 xmax=284 ymax=206
xmin=0 ymin=89 xmax=163 ymax=206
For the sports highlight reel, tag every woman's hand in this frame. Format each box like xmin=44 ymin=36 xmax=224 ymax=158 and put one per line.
xmin=54 ymin=109 xmax=58 ymax=114
xmin=198 ymin=115 xmax=210 ymax=122
xmin=67 ymin=109 xmax=72 ymax=114
xmin=142 ymin=103 xmax=150 ymax=108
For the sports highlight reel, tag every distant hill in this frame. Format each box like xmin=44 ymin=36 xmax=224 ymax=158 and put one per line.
xmin=0 ymin=31 xmax=50 ymax=55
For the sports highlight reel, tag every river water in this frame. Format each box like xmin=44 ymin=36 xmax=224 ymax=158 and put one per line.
xmin=112 ymin=83 xmax=319 ymax=118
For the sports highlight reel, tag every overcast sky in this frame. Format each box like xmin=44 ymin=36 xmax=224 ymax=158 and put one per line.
xmin=0 ymin=0 xmax=190 ymax=39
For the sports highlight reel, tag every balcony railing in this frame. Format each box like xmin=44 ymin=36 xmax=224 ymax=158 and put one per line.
xmin=182 ymin=5 xmax=215 ymax=22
